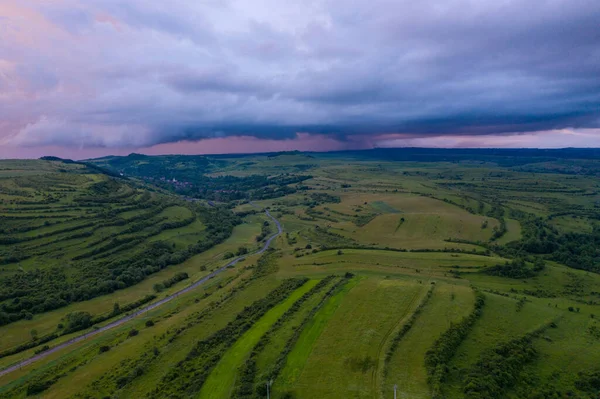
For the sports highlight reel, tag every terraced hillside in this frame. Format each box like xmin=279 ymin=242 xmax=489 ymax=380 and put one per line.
xmin=0 ymin=150 xmax=599 ymax=399
xmin=0 ymin=160 xmax=240 ymax=355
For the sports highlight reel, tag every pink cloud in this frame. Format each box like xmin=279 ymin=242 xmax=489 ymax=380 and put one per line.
xmin=0 ymin=133 xmax=359 ymax=159
xmin=374 ymin=129 xmax=600 ymax=149
xmin=1 ymin=129 xmax=599 ymax=160
xmin=142 ymin=133 xmax=357 ymax=155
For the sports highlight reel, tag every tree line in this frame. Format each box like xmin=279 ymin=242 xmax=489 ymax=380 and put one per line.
xmin=425 ymin=291 xmax=486 ymax=398
xmin=0 ymin=206 xmax=239 ymax=326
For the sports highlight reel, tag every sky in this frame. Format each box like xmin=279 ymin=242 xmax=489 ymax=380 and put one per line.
xmin=0 ymin=0 xmax=599 ymax=159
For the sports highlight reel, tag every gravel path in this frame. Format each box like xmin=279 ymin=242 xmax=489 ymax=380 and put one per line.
xmin=0 ymin=208 xmax=282 ymax=377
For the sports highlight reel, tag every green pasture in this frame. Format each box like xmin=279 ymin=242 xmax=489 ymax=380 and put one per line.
xmin=278 ymin=277 xmax=426 ymax=398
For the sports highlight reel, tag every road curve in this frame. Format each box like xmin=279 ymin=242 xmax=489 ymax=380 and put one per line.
xmin=0 ymin=209 xmax=283 ymax=377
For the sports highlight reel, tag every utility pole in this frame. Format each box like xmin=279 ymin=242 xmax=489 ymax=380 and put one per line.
xmin=394 ymin=384 xmax=397 ymax=399
xmin=266 ymin=379 xmax=273 ymax=399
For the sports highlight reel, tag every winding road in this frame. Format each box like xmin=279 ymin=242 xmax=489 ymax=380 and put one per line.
xmin=0 ymin=208 xmax=282 ymax=377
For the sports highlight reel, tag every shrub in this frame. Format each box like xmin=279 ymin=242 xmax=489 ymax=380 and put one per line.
xmin=63 ymin=311 xmax=93 ymax=334
xmin=34 ymin=345 xmax=50 ymax=354
xmin=26 ymin=381 xmax=51 ymax=396
xmin=153 ymin=283 xmax=165 ymax=293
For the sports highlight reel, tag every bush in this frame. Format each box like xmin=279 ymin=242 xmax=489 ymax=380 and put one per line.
xmin=99 ymin=345 xmax=110 ymax=353
xmin=153 ymin=283 xmax=165 ymax=293
xmin=34 ymin=345 xmax=50 ymax=354
xmin=26 ymin=381 xmax=51 ymax=396
xmin=484 ymin=259 xmax=537 ymax=279
xmin=160 ymin=272 xmax=189 ymax=289
xmin=145 ymin=320 xmax=155 ymax=327
xmin=63 ymin=311 xmax=93 ymax=334
xmin=575 ymin=369 xmax=600 ymax=394
xmin=128 ymin=328 xmax=139 ymax=337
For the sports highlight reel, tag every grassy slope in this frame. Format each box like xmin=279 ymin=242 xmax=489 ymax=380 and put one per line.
xmin=275 ymin=278 xmax=359 ymax=395
xmin=0 ymin=219 xmax=262 ymax=365
xmin=385 ymin=283 xmax=474 ymax=399
xmin=442 ymin=293 xmax=561 ymax=397
xmin=199 ymin=279 xmax=319 ymax=399
xmin=10 ymin=269 xmax=280 ymax=399
xmin=116 ymin=273 xmax=281 ymax=399
xmin=280 ymin=249 xmax=507 ymax=281
xmin=252 ymin=277 xmax=341 ymax=382
xmin=519 ymin=311 xmax=600 ymax=396
xmin=316 ymin=192 xmax=498 ymax=250
xmin=496 ymin=218 xmax=522 ymax=244
xmin=283 ymin=278 xmax=425 ymax=399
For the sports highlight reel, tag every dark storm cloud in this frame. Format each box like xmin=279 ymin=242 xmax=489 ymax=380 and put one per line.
xmin=1 ymin=0 xmax=599 ymax=148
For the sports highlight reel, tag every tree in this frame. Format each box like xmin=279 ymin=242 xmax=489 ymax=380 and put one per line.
xmin=153 ymin=283 xmax=165 ymax=293
xmin=533 ymin=257 xmax=546 ymax=272
xmin=64 ymin=311 xmax=93 ymax=333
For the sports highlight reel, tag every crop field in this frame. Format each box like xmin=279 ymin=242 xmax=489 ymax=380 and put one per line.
xmin=1 ymin=149 xmax=600 ymax=398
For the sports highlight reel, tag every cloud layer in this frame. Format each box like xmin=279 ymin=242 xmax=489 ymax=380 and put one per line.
xmin=0 ymin=0 xmax=599 ymax=154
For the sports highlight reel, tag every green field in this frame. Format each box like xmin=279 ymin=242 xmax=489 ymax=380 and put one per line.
xmin=279 ymin=278 xmax=426 ymax=398
xmin=199 ymin=279 xmax=319 ymax=399
xmin=1 ymin=150 xmax=600 ymax=398
xmin=385 ymin=283 xmax=474 ymax=399
xmin=275 ymin=277 xmax=360 ymax=394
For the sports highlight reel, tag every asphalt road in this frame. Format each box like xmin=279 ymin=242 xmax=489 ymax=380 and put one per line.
xmin=0 ymin=208 xmax=282 ymax=377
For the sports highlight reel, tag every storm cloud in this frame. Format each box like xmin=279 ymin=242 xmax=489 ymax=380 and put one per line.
xmin=0 ymin=0 xmax=599 ymax=151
